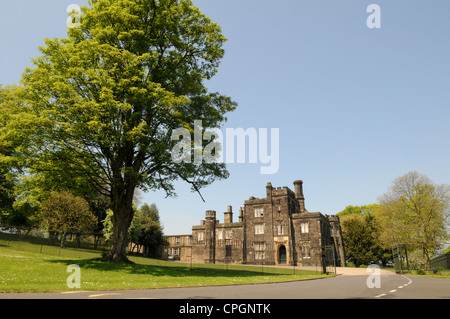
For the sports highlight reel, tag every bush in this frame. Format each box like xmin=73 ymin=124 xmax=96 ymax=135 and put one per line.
xmin=416 ymin=269 xmax=426 ymax=275
xmin=347 ymin=261 xmax=355 ymax=268
xmin=433 ymin=266 xmax=444 ymax=275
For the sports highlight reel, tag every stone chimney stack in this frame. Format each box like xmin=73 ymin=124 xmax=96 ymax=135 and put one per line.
xmin=266 ymin=182 xmax=273 ymax=200
xmin=293 ymin=180 xmax=306 ymax=212
xmin=239 ymin=207 xmax=244 ymax=222
xmin=224 ymin=205 xmax=233 ymax=224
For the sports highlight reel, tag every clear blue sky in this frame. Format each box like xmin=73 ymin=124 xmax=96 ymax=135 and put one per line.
xmin=1 ymin=1 xmax=449 ymax=235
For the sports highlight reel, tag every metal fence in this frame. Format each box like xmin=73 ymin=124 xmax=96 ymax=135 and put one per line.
xmin=163 ymin=237 xmax=339 ymax=274
xmin=430 ymin=253 xmax=450 ymax=270
xmin=0 ymin=229 xmax=335 ymax=275
xmin=0 ymin=229 xmax=106 ymax=259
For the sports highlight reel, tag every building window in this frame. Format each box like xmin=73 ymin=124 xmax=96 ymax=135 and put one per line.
xmin=225 ymin=245 xmax=232 ymax=258
xmin=254 ymin=224 xmax=265 ymax=235
xmin=254 ymin=207 xmax=264 ymax=218
xmin=301 ymin=223 xmax=309 ymax=234
xmin=254 ymin=242 xmax=266 ymax=260
xmin=277 ymin=224 xmax=286 ymax=235
xmin=255 ymin=251 xmax=265 ymax=260
xmin=254 ymin=242 xmax=266 ymax=251
xmin=217 ymin=230 xmax=223 ymax=240
xmin=176 ymin=237 xmax=180 ymax=244
xmin=225 ymin=230 xmax=233 ymax=239
xmin=302 ymin=246 xmax=311 ymax=259
xmin=197 ymin=232 xmax=204 ymax=243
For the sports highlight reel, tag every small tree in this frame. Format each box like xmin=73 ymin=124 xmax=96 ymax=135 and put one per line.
xmin=39 ymin=191 xmax=97 ymax=248
xmin=128 ymin=203 xmax=164 ymax=257
xmin=102 ymin=208 xmax=114 ymax=244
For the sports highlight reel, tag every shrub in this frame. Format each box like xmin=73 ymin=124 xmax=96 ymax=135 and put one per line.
xmin=416 ymin=269 xmax=426 ymax=275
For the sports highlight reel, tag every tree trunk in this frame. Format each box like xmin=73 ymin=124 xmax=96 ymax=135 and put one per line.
xmin=106 ymin=219 xmax=131 ymax=261
xmin=76 ymin=233 xmax=81 ymax=248
xmin=60 ymin=232 xmax=66 ymax=248
xmin=104 ymin=182 xmax=136 ymax=262
xmin=423 ymin=245 xmax=431 ymax=270
xmin=94 ymin=235 xmax=99 ymax=250
xmin=49 ymin=230 xmax=56 ymax=245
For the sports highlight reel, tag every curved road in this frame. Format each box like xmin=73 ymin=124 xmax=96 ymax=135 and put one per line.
xmin=1 ymin=268 xmax=449 ymax=299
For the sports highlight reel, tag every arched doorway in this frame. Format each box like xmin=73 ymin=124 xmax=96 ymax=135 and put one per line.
xmin=278 ymin=245 xmax=287 ymax=264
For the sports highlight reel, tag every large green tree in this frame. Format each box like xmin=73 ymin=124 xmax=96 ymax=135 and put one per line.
xmin=1 ymin=0 xmax=236 ymax=261
xmin=376 ymin=171 xmax=450 ymax=269
xmin=337 ymin=205 xmax=391 ymax=267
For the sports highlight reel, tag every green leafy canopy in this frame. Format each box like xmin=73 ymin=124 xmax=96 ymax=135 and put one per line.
xmin=9 ymin=0 xmax=236 ymax=198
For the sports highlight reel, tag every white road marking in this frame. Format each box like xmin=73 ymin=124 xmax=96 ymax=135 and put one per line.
xmin=374 ymin=275 xmax=412 ymax=298
xmin=88 ymin=293 xmax=121 ymax=298
xmin=61 ymin=291 xmax=90 ymax=294
xmin=402 ymin=275 xmax=413 ymax=285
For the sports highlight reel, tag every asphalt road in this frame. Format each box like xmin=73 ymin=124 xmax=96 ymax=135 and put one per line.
xmin=1 ymin=271 xmax=449 ymax=299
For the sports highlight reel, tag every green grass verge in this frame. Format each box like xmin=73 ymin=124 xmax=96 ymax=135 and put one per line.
xmin=404 ymin=269 xmax=450 ymax=279
xmin=0 ymin=245 xmax=330 ymax=292
xmin=358 ymin=266 xmax=450 ymax=279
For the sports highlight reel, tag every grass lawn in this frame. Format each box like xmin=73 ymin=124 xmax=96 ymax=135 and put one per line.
xmin=0 ymin=245 xmax=330 ymax=292
xmin=406 ymin=269 xmax=450 ymax=279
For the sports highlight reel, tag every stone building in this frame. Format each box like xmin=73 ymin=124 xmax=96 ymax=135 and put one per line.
xmin=164 ymin=180 xmax=345 ymax=268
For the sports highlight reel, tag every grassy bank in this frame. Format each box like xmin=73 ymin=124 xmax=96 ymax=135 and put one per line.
xmin=0 ymin=245 xmax=330 ymax=292
xmin=405 ymin=269 xmax=450 ymax=279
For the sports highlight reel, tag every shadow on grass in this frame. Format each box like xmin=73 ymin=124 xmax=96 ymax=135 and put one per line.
xmin=48 ymin=257 xmax=291 ymax=279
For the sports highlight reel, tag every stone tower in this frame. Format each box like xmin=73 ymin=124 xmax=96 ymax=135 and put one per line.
xmin=204 ymin=210 xmax=216 ymax=263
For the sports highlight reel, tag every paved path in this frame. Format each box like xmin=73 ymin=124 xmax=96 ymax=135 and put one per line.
xmin=1 ymin=268 xmax=449 ymax=299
